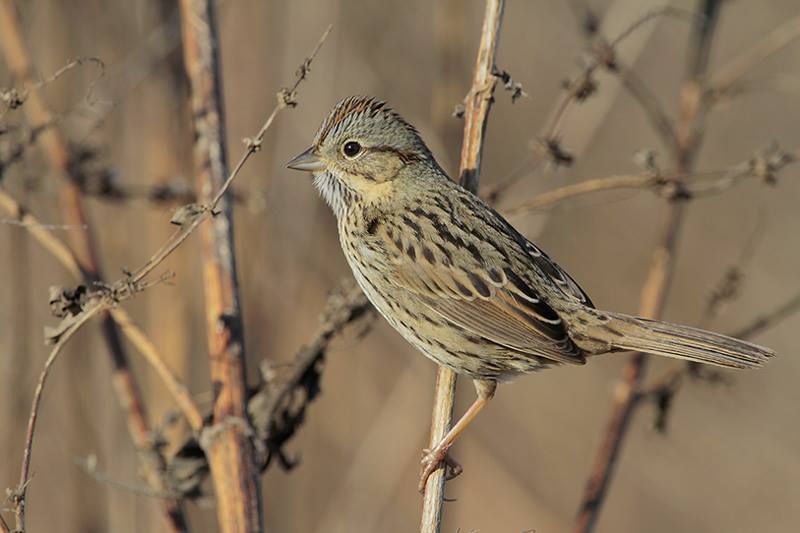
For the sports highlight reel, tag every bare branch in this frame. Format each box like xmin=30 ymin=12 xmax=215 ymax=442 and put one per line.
xmin=250 ymin=280 xmax=373 ymax=472
xmin=0 ymin=3 xmax=329 ymax=529
xmin=539 ymin=6 xmax=698 ymax=164
xmin=422 ymin=1 xmax=504 ymax=531
xmin=574 ymin=3 xmax=724 ymax=531
xmin=731 ymin=292 xmax=800 ymax=341
xmin=178 ymin=0 xmax=264 ymax=529
xmin=506 ymin=144 xmax=798 ymax=215
xmin=0 ymin=2 xmax=188 ymax=530
xmin=0 ymin=188 xmax=204 ymax=431
xmin=708 ymin=13 xmax=800 ymax=100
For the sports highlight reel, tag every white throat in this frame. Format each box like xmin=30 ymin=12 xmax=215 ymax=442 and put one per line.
xmin=313 ymin=171 xmax=357 ymax=219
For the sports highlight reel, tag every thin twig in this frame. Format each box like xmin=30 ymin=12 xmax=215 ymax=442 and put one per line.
xmin=76 ymin=456 xmax=184 ymax=499
xmin=109 ymin=308 xmax=204 ymax=431
xmin=0 ymin=2 xmax=188 ymax=530
xmin=250 ymin=280 xmax=372 ymax=471
xmin=491 ymin=6 xmax=698 ymax=202
xmin=708 ymin=13 xmax=800 ymax=99
xmin=574 ymin=2 xmax=723 ymax=531
xmin=731 ymin=292 xmax=800 ymax=340
xmin=421 ymin=1 xmax=504 ymax=532
xmin=506 ymin=145 xmax=797 ymax=215
xmin=0 ymin=188 xmax=204 ymax=431
xmin=541 ymin=7 xmax=696 ymax=155
xmin=614 ymin=62 xmax=678 ymax=151
xmin=127 ymin=24 xmax=331 ymax=289
xmin=178 ymin=0 xmax=263 ymax=529
xmin=506 ymin=174 xmax=657 ymax=214
xmin=2 ymin=8 xmax=329 ymax=531
xmin=15 ymin=299 xmax=105 ymax=529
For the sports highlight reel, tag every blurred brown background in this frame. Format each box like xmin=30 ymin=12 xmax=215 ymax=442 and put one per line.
xmin=1 ymin=0 xmax=799 ymax=531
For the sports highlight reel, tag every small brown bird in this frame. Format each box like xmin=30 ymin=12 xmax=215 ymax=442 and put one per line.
xmin=287 ymin=96 xmax=774 ymax=491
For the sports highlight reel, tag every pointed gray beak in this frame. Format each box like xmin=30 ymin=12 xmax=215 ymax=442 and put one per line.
xmin=287 ymin=146 xmax=325 ymax=172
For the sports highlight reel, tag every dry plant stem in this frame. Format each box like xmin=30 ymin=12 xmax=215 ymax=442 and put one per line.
xmin=506 ymin=175 xmax=656 ymax=214
xmin=0 ymin=514 xmax=9 ymax=533
xmin=128 ymin=24 xmax=331 ymax=288
xmin=573 ymin=2 xmax=722 ymax=532
xmin=0 ymin=189 xmax=205 ymax=431
xmin=0 ymin=2 xmax=188 ymax=531
xmin=420 ymin=0 xmax=504 ymax=531
xmin=179 ymin=0 xmax=264 ymax=531
xmin=708 ymin=13 xmax=800 ymax=95
xmin=3 ymin=13 xmax=328 ymax=533
xmin=731 ymin=292 xmax=800 ymax=340
xmin=614 ymin=63 xmax=678 ymax=151
xmin=505 ymin=148 xmax=799 ymax=215
xmin=645 ymin=290 xmax=800 ymax=412
xmin=543 ymin=7 xmax=692 ymax=145
xmin=109 ymin=308 xmax=204 ymax=431
xmin=16 ymin=302 xmax=103 ymax=529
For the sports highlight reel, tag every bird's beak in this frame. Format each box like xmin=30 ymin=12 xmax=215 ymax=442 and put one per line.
xmin=286 ymin=146 xmax=325 ymax=172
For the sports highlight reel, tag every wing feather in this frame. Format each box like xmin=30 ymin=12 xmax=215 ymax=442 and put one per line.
xmin=375 ymin=218 xmax=586 ymax=365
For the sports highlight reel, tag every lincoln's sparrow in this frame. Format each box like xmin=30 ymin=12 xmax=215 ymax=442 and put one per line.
xmin=288 ymin=96 xmax=774 ymax=491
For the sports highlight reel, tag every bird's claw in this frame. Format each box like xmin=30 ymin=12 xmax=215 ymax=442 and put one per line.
xmin=418 ymin=447 xmax=463 ymax=493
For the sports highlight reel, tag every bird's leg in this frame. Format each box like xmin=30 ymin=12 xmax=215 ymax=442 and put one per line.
xmin=419 ymin=379 xmax=497 ymax=492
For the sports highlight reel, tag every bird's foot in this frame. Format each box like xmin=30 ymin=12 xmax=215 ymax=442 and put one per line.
xmin=418 ymin=446 xmax=463 ymax=493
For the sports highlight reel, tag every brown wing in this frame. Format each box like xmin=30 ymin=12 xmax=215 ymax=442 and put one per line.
xmin=374 ymin=210 xmax=586 ymax=365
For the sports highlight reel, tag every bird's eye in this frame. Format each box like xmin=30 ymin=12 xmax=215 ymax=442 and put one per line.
xmin=342 ymin=140 xmax=362 ymax=158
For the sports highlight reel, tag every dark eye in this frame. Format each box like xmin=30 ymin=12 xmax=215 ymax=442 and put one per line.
xmin=342 ymin=140 xmax=362 ymax=158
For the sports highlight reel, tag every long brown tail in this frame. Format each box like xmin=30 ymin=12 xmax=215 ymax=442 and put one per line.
xmin=586 ymin=311 xmax=774 ymax=369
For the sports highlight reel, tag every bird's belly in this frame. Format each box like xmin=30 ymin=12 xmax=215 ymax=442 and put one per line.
xmin=346 ymin=255 xmax=546 ymax=380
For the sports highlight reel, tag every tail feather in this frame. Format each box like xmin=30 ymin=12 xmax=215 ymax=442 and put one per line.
xmin=588 ymin=311 xmax=774 ymax=369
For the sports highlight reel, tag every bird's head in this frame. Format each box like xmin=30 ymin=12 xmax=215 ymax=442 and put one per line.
xmin=287 ymin=96 xmax=435 ymax=217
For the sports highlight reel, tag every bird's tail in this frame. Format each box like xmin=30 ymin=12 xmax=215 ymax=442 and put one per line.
xmin=580 ymin=310 xmax=774 ymax=369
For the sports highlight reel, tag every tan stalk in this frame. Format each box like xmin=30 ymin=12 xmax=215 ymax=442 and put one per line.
xmin=420 ymin=1 xmax=505 ymax=532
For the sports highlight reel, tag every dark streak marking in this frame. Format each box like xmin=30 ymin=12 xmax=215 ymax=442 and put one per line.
xmin=453 ymin=279 xmax=474 ymax=298
xmin=421 ymin=246 xmax=435 ymax=264
xmin=467 ymin=272 xmax=491 ymax=298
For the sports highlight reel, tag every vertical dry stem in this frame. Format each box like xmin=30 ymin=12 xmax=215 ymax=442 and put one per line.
xmin=178 ymin=1 xmax=262 ymax=532
xmin=0 ymin=2 xmax=188 ymax=531
xmin=573 ymin=2 xmax=722 ymax=532
xmin=420 ymin=1 xmax=504 ymax=531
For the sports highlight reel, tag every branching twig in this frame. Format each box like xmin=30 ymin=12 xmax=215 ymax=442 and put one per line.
xmin=574 ymin=2 xmax=723 ymax=531
xmin=491 ymin=6 xmax=699 ymax=202
xmin=731 ymin=292 xmax=800 ymax=341
xmin=641 ymin=289 xmax=800 ymax=433
xmin=0 ymin=2 xmax=188 ymax=530
xmin=2 ymin=6 xmax=330 ymax=530
xmin=707 ymin=13 xmax=800 ymax=102
xmin=0 ymin=188 xmax=204 ymax=431
xmin=159 ymin=280 xmax=373 ymax=500
xmin=506 ymin=144 xmax=797 ymax=215
xmin=250 ymin=280 xmax=372 ymax=472
xmin=421 ymin=1 xmax=504 ymax=532
xmin=178 ymin=0 xmax=265 ymax=529
xmin=538 ymin=7 xmax=697 ymax=166
xmin=76 ymin=455 xmax=185 ymax=499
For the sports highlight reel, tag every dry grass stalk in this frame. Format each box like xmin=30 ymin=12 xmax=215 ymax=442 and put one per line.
xmin=573 ymin=2 xmax=723 ymax=531
xmin=177 ymin=0 xmax=262 ymax=530
xmin=420 ymin=1 xmax=505 ymax=531
xmin=0 ymin=1 xmax=189 ymax=530
xmin=2 ymin=5 xmax=330 ymax=530
xmin=0 ymin=190 xmax=204 ymax=432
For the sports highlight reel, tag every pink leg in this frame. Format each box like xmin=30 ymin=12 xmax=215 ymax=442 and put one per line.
xmin=419 ymin=379 xmax=496 ymax=493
